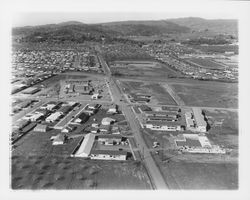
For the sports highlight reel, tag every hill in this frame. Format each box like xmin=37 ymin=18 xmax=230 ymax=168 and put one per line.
xmin=167 ymin=17 xmax=237 ymax=35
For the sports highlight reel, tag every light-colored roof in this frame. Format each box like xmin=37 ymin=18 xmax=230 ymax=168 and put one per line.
xmin=102 ymin=117 xmax=115 ymax=124
xmin=192 ymin=107 xmax=206 ymax=127
xmin=74 ymin=133 xmax=95 ymax=157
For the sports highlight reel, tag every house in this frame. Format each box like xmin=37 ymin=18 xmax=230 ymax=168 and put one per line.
xmin=91 ymin=93 xmax=99 ymax=100
xmin=45 ymin=112 xmax=63 ymax=123
xmin=61 ymin=125 xmax=76 ymax=133
xmin=73 ymin=112 xmax=89 ymax=124
xmin=90 ymin=150 xmax=128 ymax=161
xmin=73 ymin=133 xmax=95 ymax=157
xmin=101 ymin=117 xmax=116 ymax=125
xmin=57 ymin=105 xmax=72 ymax=115
xmin=107 ymin=104 xmax=118 ymax=114
xmin=145 ymin=121 xmax=182 ymax=131
xmin=34 ymin=124 xmax=48 ymax=132
xmin=52 ymin=134 xmax=66 ymax=145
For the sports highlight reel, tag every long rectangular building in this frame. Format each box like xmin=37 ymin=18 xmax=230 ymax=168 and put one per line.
xmin=192 ymin=107 xmax=207 ymax=132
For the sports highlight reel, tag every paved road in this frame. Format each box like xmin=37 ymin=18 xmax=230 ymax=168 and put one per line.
xmin=96 ymin=49 xmax=168 ymax=189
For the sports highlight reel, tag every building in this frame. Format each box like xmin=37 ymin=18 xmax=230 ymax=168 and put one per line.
xmin=101 ymin=117 xmax=116 ymax=125
xmin=90 ymin=150 xmax=128 ymax=161
xmin=73 ymin=133 xmax=96 ymax=157
xmin=107 ymin=104 xmax=118 ymax=114
xmin=192 ymin=108 xmax=207 ymax=132
xmin=57 ymin=105 xmax=72 ymax=115
xmin=46 ymin=112 xmax=63 ymax=123
xmin=144 ymin=111 xmax=178 ymax=118
xmin=138 ymin=105 xmax=152 ymax=112
xmin=91 ymin=93 xmax=100 ymax=100
xmin=147 ymin=115 xmax=177 ymax=122
xmin=145 ymin=121 xmax=182 ymax=131
xmin=22 ymin=87 xmax=41 ymax=94
xmin=34 ymin=124 xmax=48 ymax=132
xmin=52 ymin=134 xmax=66 ymax=145
xmin=162 ymin=106 xmax=180 ymax=113
xmin=73 ymin=112 xmax=89 ymax=124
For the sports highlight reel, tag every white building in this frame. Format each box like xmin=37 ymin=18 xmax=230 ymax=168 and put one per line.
xmin=46 ymin=112 xmax=63 ymax=123
xmin=192 ymin=108 xmax=207 ymax=132
xmin=90 ymin=150 xmax=127 ymax=161
xmin=145 ymin=121 xmax=181 ymax=131
xmin=101 ymin=117 xmax=116 ymax=125
xmin=91 ymin=93 xmax=99 ymax=100
xmin=73 ymin=133 xmax=95 ymax=157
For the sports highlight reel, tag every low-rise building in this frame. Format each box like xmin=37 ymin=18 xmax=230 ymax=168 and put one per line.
xmin=90 ymin=150 xmax=128 ymax=161
xmin=46 ymin=112 xmax=63 ymax=123
xmin=145 ymin=121 xmax=182 ymax=131
xmin=34 ymin=124 xmax=48 ymax=132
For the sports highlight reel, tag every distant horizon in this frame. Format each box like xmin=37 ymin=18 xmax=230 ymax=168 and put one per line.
xmin=12 ymin=13 xmax=238 ymax=28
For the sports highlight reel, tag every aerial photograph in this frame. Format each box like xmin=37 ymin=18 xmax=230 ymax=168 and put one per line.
xmin=8 ymin=1 xmax=242 ymax=193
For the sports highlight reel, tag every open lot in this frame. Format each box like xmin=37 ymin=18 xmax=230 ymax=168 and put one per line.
xmin=186 ymin=58 xmax=225 ymax=70
xmin=170 ymin=82 xmax=238 ymax=108
xmin=120 ymin=81 xmax=177 ymax=105
xmin=110 ymin=60 xmax=181 ymax=78
xmin=11 ymin=155 xmax=152 ymax=189
xmin=156 ymin=160 xmax=238 ymax=189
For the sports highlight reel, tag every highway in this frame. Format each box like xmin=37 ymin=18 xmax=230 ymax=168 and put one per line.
xmin=96 ymin=48 xmax=168 ymax=189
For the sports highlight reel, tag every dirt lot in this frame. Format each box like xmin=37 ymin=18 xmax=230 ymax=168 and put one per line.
xmin=120 ymin=81 xmax=177 ymax=105
xmin=11 ymin=155 xmax=152 ymax=189
xmin=170 ymin=82 xmax=238 ymax=108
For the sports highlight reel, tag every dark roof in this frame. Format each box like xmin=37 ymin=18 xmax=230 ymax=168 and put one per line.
xmin=144 ymin=111 xmax=178 ymax=116
xmin=58 ymin=105 xmax=72 ymax=114
xmin=90 ymin=150 xmax=128 ymax=156
xmin=162 ymin=106 xmax=180 ymax=112
xmin=97 ymin=134 xmax=124 ymax=139
xmin=146 ymin=120 xmax=182 ymax=126
xmin=176 ymin=138 xmax=202 ymax=147
xmin=139 ymin=105 xmax=152 ymax=111
xmin=147 ymin=116 xmax=177 ymax=121
xmin=77 ymin=112 xmax=89 ymax=120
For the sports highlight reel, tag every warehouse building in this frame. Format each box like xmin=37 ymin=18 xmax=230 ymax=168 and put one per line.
xmin=73 ymin=133 xmax=95 ymax=157
xmin=192 ymin=108 xmax=207 ymax=132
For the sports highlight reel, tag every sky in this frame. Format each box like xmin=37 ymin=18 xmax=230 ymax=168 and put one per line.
xmin=9 ymin=0 xmax=242 ymax=27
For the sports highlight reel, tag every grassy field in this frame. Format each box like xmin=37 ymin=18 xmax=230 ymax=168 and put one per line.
xmin=120 ymin=81 xmax=177 ymax=105
xmin=158 ymin=160 xmax=238 ymax=189
xmin=110 ymin=60 xmax=181 ymax=78
xmin=170 ymin=82 xmax=238 ymax=108
xmin=186 ymin=58 xmax=225 ymax=70
xmin=11 ymin=155 xmax=152 ymax=189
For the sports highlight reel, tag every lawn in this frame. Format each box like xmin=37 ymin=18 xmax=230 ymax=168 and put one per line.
xmin=170 ymin=82 xmax=238 ymax=108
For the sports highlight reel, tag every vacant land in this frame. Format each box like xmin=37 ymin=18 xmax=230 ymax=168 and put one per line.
xmin=110 ymin=60 xmax=181 ymax=78
xmin=186 ymin=58 xmax=225 ymax=70
xmin=170 ymin=82 xmax=238 ymax=108
xmin=11 ymin=155 xmax=151 ymax=189
xmin=158 ymin=160 xmax=238 ymax=189
xmin=120 ymin=81 xmax=177 ymax=105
